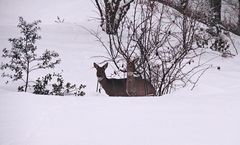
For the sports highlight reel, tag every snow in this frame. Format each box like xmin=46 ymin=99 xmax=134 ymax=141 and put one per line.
xmin=0 ymin=0 xmax=240 ymax=145
xmin=1 ymin=88 xmax=240 ymax=145
xmin=0 ymin=0 xmax=95 ymax=26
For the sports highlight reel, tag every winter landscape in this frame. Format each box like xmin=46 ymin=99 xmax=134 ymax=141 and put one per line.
xmin=0 ymin=0 xmax=240 ymax=145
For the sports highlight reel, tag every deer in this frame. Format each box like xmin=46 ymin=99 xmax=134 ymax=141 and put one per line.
xmin=93 ymin=62 xmax=128 ymax=96
xmin=126 ymin=58 xmax=156 ymax=96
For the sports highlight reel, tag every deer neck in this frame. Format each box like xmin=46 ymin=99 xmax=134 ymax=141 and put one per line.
xmin=97 ymin=77 xmax=111 ymax=94
xmin=127 ymin=71 xmax=134 ymax=78
xmin=127 ymin=71 xmax=135 ymax=85
xmin=126 ymin=71 xmax=137 ymax=96
xmin=97 ymin=76 xmax=105 ymax=82
xmin=98 ymin=76 xmax=108 ymax=86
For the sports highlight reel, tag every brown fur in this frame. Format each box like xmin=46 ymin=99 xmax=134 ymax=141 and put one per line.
xmin=126 ymin=59 xmax=156 ymax=96
xmin=94 ymin=63 xmax=128 ymax=96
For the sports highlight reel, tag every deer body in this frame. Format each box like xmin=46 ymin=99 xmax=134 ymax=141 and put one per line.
xmin=94 ymin=63 xmax=128 ymax=96
xmin=126 ymin=59 xmax=156 ymax=96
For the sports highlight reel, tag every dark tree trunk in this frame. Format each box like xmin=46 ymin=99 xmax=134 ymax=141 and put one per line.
xmin=94 ymin=0 xmax=134 ymax=35
xmin=24 ymin=61 xmax=30 ymax=92
xmin=209 ymin=0 xmax=222 ymax=26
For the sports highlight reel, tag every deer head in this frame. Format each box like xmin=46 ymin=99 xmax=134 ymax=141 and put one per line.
xmin=126 ymin=58 xmax=139 ymax=77
xmin=94 ymin=62 xmax=108 ymax=82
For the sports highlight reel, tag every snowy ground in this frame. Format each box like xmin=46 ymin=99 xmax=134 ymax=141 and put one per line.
xmin=0 ymin=90 xmax=240 ymax=145
xmin=1 ymin=0 xmax=240 ymax=145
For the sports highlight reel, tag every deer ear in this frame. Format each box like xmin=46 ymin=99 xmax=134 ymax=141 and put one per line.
xmin=103 ymin=63 xmax=108 ymax=69
xmin=133 ymin=58 xmax=139 ymax=63
xmin=93 ymin=63 xmax=99 ymax=69
xmin=126 ymin=58 xmax=130 ymax=63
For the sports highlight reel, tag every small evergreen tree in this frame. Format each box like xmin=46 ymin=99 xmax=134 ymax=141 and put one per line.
xmin=1 ymin=17 xmax=61 ymax=92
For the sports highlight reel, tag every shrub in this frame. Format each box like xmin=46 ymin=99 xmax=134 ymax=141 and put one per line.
xmin=1 ymin=17 xmax=60 ymax=92
xmin=1 ymin=17 xmax=86 ymax=96
xmin=33 ymin=73 xmax=86 ymax=96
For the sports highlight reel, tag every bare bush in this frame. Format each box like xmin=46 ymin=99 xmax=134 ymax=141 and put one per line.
xmin=92 ymin=0 xmax=214 ymax=96
xmin=94 ymin=0 xmax=134 ymax=34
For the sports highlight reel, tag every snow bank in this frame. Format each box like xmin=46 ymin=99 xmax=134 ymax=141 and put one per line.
xmin=1 ymin=89 xmax=240 ymax=145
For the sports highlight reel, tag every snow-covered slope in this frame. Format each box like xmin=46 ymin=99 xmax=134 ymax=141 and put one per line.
xmin=0 ymin=0 xmax=95 ymax=25
xmin=0 ymin=0 xmax=240 ymax=145
xmin=1 ymin=89 xmax=240 ymax=145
